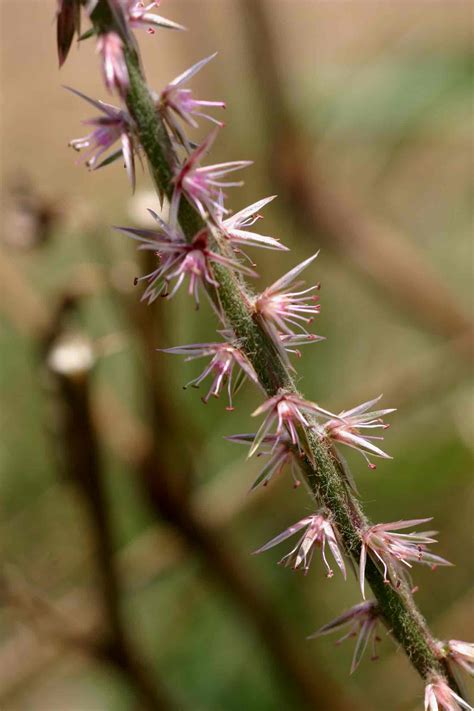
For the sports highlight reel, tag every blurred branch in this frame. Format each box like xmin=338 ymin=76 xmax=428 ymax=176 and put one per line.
xmin=0 ymin=528 xmax=183 ymax=703
xmin=0 ymin=248 xmax=50 ymax=337
xmin=94 ymin=382 xmax=153 ymax=465
xmin=0 ymin=402 xmax=361 ymax=709
xmin=239 ymin=0 xmax=474 ymax=356
xmin=0 ymin=568 xmax=104 ymax=658
xmin=344 ymin=329 xmax=473 ymax=414
xmin=2 ymin=180 xmax=62 ymax=250
xmin=44 ymin=316 xmax=176 ymax=711
xmin=88 ymin=225 xmax=200 ymax=493
xmin=0 ymin=585 xmax=103 ymax=703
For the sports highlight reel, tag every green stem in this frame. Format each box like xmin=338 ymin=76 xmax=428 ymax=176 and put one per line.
xmin=87 ymin=0 xmax=462 ymax=694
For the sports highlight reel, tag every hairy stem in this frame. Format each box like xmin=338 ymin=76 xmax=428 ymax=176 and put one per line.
xmin=87 ymin=0 xmax=461 ymax=694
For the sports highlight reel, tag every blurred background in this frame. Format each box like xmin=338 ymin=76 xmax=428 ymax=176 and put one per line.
xmin=1 ymin=1 xmax=473 ymax=709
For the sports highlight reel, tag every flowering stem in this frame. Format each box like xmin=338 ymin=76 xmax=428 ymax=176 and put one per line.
xmin=87 ymin=0 xmax=461 ymax=694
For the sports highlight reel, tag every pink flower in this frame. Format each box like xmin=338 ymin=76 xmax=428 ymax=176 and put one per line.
xmin=159 ymin=338 xmax=258 ymax=410
xmin=322 ymin=395 xmax=395 ymax=470
xmin=446 ymin=640 xmax=474 ymax=676
xmin=170 ymin=129 xmax=252 ymax=224
xmin=120 ymin=1 xmax=184 ymax=34
xmin=249 ymin=393 xmax=336 ymax=459
xmin=67 ymin=88 xmax=137 ymax=190
xmin=160 ymin=54 xmax=225 ymax=148
xmin=255 ymin=253 xmax=321 ymax=337
xmin=424 ymin=678 xmax=471 ymax=710
xmin=226 ymin=432 xmax=303 ymax=490
xmin=308 ymin=601 xmax=382 ymax=674
xmin=359 ymin=519 xmax=452 ymax=599
xmin=253 ymin=512 xmax=346 ymax=578
xmin=56 ymin=0 xmax=82 ymax=67
xmin=97 ymin=32 xmax=129 ymax=95
xmin=116 ymin=209 xmax=256 ymax=307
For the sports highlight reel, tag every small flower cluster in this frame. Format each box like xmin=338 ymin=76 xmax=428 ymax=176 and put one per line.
xmin=58 ymin=4 xmax=472 ymax=708
xmin=159 ymin=53 xmax=226 ymax=150
xmin=159 ymin=335 xmax=259 ymax=410
xmin=320 ymin=395 xmax=396 ymax=470
xmin=226 ymin=433 xmax=302 ymax=491
xmin=359 ymin=518 xmax=452 ymax=599
xmin=62 ymin=0 xmax=186 ymax=187
xmin=308 ymin=601 xmax=382 ymax=674
xmin=67 ymin=88 xmax=137 ymax=189
xmin=253 ymin=511 xmax=347 ymax=579
xmin=116 ymin=213 xmax=257 ymax=309
xmin=243 ymin=391 xmax=394 ymax=471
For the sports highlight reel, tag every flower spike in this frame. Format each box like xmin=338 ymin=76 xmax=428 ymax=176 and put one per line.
xmin=57 ymin=5 xmax=468 ymax=703
xmin=253 ymin=513 xmax=346 ymax=578
xmin=170 ymin=129 xmax=252 ymax=224
xmin=249 ymin=393 xmax=337 ymax=460
xmin=66 ymin=87 xmax=137 ymax=190
xmin=424 ymin=678 xmax=472 ymax=710
xmin=322 ymin=395 xmax=395 ymax=469
xmin=116 ymin=211 xmax=257 ymax=308
xmin=159 ymin=339 xmax=259 ymax=410
xmin=359 ymin=518 xmax=452 ymax=599
xmin=226 ymin=433 xmax=303 ymax=490
xmin=160 ymin=54 xmax=225 ymax=148
xmin=308 ymin=601 xmax=382 ymax=674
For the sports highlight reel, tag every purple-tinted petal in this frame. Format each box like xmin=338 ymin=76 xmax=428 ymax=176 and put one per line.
xmin=326 ymin=526 xmax=347 ymax=579
xmin=350 ymin=619 xmax=374 ymax=674
xmin=340 ymin=395 xmax=384 ymax=419
xmin=337 ymin=431 xmax=392 ymax=459
xmin=137 ymin=12 xmax=185 ymax=31
xmin=226 ymin=228 xmax=288 ymax=251
xmin=375 ymin=518 xmax=434 ymax=532
xmin=65 ymin=85 xmax=122 ymax=118
xmin=266 ymin=252 xmax=319 ymax=295
xmin=226 ymin=195 xmax=277 ymax=226
xmin=253 ymin=517 xmax=315 ymax=555
xmin=169 ymin=52 xmax=218 ymax=88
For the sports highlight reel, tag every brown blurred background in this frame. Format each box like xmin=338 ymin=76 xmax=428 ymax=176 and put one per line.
xmin=1 ymin=1 xmax=473 ymax=709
